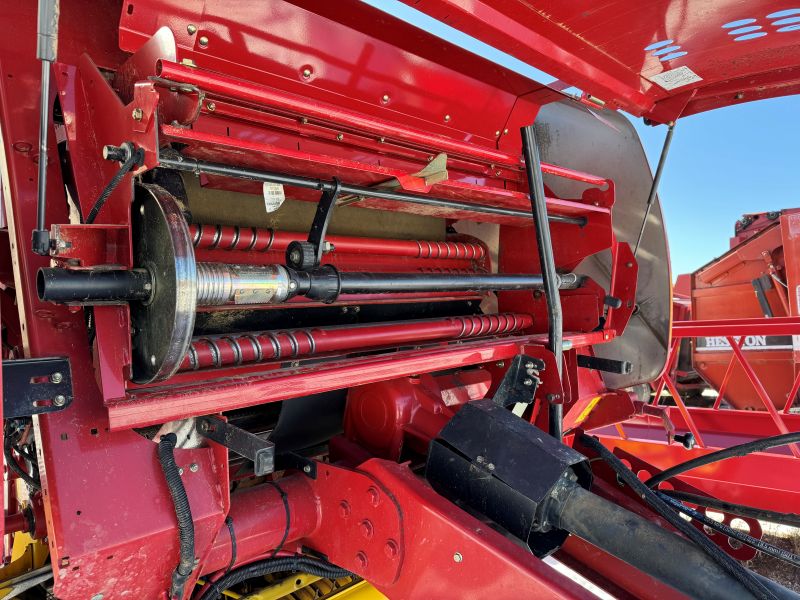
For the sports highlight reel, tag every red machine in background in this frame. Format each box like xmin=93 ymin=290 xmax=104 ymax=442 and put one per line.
xmin=0 ymin=1 xmax=799 ymax=599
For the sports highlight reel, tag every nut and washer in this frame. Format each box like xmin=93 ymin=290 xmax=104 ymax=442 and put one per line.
xmin=53 ymin=395 xmax=67 ymax=406
xmin=50 ymin=372 xmax=63 ymax=384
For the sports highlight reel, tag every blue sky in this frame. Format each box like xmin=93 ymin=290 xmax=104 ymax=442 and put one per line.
xmin=631 ymin=97 xmax=799 ymax=276
xmin=371 ymin=0 xmax=800 ymax=277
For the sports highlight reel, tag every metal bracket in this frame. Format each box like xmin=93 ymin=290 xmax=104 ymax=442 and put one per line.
xmin=275 ymin=451 xmax=317 ymax=479
xmin=3 ymin=357 xmax=73 ymax=419
xmin=576 ymin=354 xmax=632 ymax=375
xmin=197 ymin=416 xmax=275 ymax=476
xmin=493 ymin=354 xmax=545 ymax=408
xmin=286 ymin=178 xmax=342 ymax=271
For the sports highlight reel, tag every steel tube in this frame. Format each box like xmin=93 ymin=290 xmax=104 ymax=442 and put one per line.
xmin=37 ymin=268 xmax=152 ymax=304
xmin=190 ymin=223 xmax=486 ymax=260
xmin=521 ymin=125 xmax=564 ymax=440
xmin=335 ymin=271 xmax=579 ymax=294
xmin=159 ymin=156 xmax=587 ymax=226
xmin=553 ymin=486 xmax=797 ymax=600
xmin=201 ymin=476 xmax=319 ymax=576
xmin=181 ymin=313 xmax=533 ymax=371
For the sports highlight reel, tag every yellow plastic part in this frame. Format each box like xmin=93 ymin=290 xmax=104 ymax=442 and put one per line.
xmin=325 ymin=580 xmax=387 ymax=599
xmin=0 ymin=529 xmax=49 ymax=598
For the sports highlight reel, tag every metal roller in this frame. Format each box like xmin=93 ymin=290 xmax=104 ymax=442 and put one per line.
xmin=38 ymin=185 xmax=583 ymax=383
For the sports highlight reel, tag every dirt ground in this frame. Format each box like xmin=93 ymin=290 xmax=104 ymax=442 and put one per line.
xmin=749 ymin=522 xmax=800 ymax=592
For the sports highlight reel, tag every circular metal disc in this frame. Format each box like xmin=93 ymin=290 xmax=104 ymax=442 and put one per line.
xmin=131 ymin=184 xmax=197 ymax=383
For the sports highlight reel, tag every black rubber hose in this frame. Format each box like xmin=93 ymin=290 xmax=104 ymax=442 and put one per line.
xmin=656 ymin=491 xmax=800 ymax=569
xmin=4 ymin=422 xmax=40 ymax=490
xmin=644 ymin=431 xmax=800 ymax=489
xmin=661 ymin=489 xmax=800 ymax=528
xmin=579 ymin=434 xmax=779 ymax=600
xmin=158 ymin=433 xmax=195 ymax=600
xmin=85 ymin=144 xmax=140 ymax=224
xmin=197 ymin=556 xmax=352 ymax=600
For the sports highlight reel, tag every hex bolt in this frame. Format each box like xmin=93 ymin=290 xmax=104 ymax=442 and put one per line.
xmin=444 ymin=114 xmax=451 ymax=122
xmin=486 ymin=463 xmax=495 ymax=471
xmin=53 ymin=395 xmax=66 ymax=407
xmin=381 ymin=94 xmax=390 ymax=103
xmin=189 ymin=463 xmax=199 ymax=473
xmin=495 ymin=361 xmax=505 ymax=367
xmin=302 ymin=68 xmax=312 ymax=79
xmin=546 ymin=393 xmax=561 ymax=402
xmin=288 ymin=281 xmax=297 ymax=290
xmin=384 ymin=539 xmax=399 ymax=558
xmin=453 ymin=552 xmax=463 ymax=563
xmin=336 ymin=133 xmax=344 ymax=141
xmin=50 ymin=372 xmax=63 ymax=384
xmin=206 ymin=101 xmax=216 ymax=112
xmin=131 ymin=107 xmax=143 ymax=121
xmin=360 ymin=519 xmax=374 ymax=539
xmin=494 ymin=130 xmax=501 ymax=136
xmin=303 ymin=464 xmax=312 ymax=474
xmin=525 ymin=362 xmax=534 ymax=369
xmin=186 ymin=24 xmax=197 ymax=35
xmin=198 ymin=36 xmax=209 ymax=48
xmin=503 ymin=128 xmax=509 ymax=135
xmin=289 ymin=249 xmax=302 ymax=264
xmin=523 ymin=378 xmax=533 ymax=386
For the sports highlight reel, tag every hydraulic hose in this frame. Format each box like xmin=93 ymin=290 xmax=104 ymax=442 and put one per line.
xmin=158 ymin=433 xmax=195 ymax=600
xmin=578 ymin=434 xmax=781 ymax=600
xmin=660 ymin=489 xmax=800 ymax=528
xmin=197 ymin=556 xmax=351 ymax=600
xmin=644 ymin=431 xmax=800 ymax=489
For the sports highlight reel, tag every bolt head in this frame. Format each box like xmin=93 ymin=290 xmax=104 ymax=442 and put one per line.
xmin=189 ymin=463 xmax=199 ymax=473
xmin=131 ymin=107 xmax=143 ymax=121
xmin=198 ymin=36 xmax=209 ymax=47
xmin=288 ymin=281 xmax=297 ymax=290
xmin=360 ymin=519 xmax=374 ymax=539
xmin=50 ymin=372 xmax=63 ymax=384
xmin=206 ymin=101 xmax=216 ymax=112
xmin=303 ymin=464 xmax=312 ymax=474
xmin=495 ymin=130 xmax=501 ymax=136
xmin=523 ymin=378 xmax=533 ymax=386
xmin=525 ymin=362 xmax=534 ymax=369
xmin=381 ymin=94 xmax=390 ymax=103
xmin=495 ymin=361 xmax=505 ymax=368
xmin=302 ymin=68 xmax=312 ymax=78
xmin=339 ymin=500 xmax=351 ymax=518
xmin=178 ymin=467 xmax=184 ymax=475
xmin=453 ymin=552 xmax=463 ymax=563
xmin=150 ymin=354 xmax=157 ymax=366
xmin=289 ymin=249 xmax=301 ymax=263
xmin=187 ymin=24 xmax=197 ymax=35
xmin=139 ymin=204 xmax=145 ymax=216
xmin=444 ymin=114 xmax=451 ymax=122
xmin=384 ymin=539 xmax=399 ymax=558
xmin=355 ymin=551 xmax=368 ymax=569
xmin=53 ymin=394 xmax=66 ymax=406
xmin=336 ymin=133 xmax=344 ymax=141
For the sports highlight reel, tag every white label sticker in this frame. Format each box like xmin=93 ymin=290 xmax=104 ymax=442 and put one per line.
xmin=649 ymin=66 xmax=702 ymax=90
xmin=263 ymin=182 xmax=286 ymax=213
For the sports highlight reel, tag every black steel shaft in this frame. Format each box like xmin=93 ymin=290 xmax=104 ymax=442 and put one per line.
xmin=37 ymin=268 xmax=152 ymax=304
xmin=158 ymin=155 xmax=587 ymax=226
xmin=521 ymin=125 xmax=564 ymax=441
xmin=551 ymin=485 xmax=797 ymax=600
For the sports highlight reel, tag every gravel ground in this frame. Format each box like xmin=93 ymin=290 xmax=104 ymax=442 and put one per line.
xmin=748 ymin=522 xmax=800 ymax=592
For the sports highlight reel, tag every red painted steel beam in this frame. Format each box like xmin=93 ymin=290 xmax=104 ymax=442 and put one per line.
xmin=157 ymin=61 xmax=609 ymax=187
xmin=189 ymin=223 xmax=486 ymax=259
xmin=672 ymin=317 xmax=800 ymax=337
xmin=727 ymin=338 xmax=800 ymax=457
xmin=114 ymin=336 xmax=528 ymax=430
xmin=181 ymin=314 xmax=532 ymax=371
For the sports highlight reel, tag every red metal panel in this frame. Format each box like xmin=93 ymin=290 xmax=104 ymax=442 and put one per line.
xmin=401 ymin=0 xmax=800 ymax=120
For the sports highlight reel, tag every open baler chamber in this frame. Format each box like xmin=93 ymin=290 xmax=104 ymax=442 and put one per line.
xmin=1 ymin=1 xmax=798 ymax=599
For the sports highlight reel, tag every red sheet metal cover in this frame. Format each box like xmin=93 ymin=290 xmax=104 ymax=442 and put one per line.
xmin=401 ymin=0 xmax=800 ymax=122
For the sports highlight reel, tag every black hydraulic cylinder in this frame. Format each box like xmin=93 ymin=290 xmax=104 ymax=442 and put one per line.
xmin=37 ymin=268 xmax=152 ymax=304
xmin=551 ymin=485 xmax=797 ymax=600
xmin=293 ymin=267 xmax=582 ymax=303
